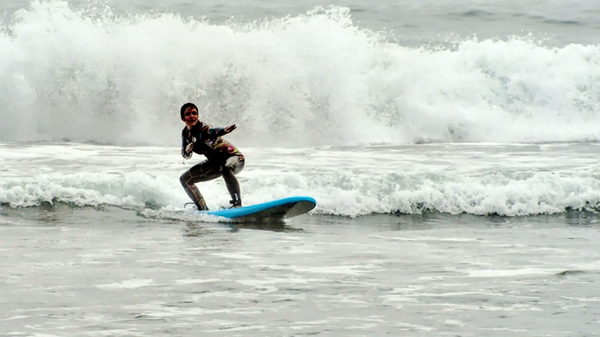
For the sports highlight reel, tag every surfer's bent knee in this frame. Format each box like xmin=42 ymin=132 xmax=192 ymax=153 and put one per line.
xmin=179 ymin=170 xmax=191 ymax=186
xmin=224 ymin=155 xmax=245 ymax=175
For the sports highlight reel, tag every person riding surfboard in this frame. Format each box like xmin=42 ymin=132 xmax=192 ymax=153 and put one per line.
xmin=179 ymin=103 xmax=244 ymax=210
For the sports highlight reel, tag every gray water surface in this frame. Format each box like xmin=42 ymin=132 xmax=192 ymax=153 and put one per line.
xmin=2 ymin=206 xmax=599 ymax=336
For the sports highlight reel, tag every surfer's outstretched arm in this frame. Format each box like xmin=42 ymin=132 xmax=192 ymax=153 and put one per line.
xmin=223 ymin=124 xmax=237 ymax=134
xmin=207 ymin=124 xmax=237 ymax=138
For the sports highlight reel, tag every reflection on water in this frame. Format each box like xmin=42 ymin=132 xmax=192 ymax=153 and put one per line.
xmin=183 ymin=220 xmax=304 ymax=237
xmin=230 ymin=222 xmax=305 ymax=233
xmin=2 ymin=203 xmax=599 ymax=233
xmin=307 ymin=211 xmax=600 ymax=232
xmin=564 ymin=209 xmax=600 ymax=227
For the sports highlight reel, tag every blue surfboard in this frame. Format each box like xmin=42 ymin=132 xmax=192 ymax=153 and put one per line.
xmin=198 ymin=196 xmax=316 ymax=222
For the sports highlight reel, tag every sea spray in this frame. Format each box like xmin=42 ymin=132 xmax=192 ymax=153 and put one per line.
xmin=1 ymin=1 xmax=600 ymax=146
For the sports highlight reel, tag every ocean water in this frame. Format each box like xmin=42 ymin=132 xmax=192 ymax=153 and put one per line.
xmin=2 ymin=1 xmax=600 ymax=336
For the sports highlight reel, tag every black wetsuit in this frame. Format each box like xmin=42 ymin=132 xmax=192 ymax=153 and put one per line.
xmin=180 ymin=122 xmax=244 ymax=210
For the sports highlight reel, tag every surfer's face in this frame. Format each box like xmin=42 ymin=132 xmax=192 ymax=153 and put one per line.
xmin=183 ymin=107 xmax=198 ymax=127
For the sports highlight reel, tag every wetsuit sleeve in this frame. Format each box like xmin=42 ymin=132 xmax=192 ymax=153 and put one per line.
xmin=181 ymin=130 xmax=193 ymax=159
xmin=207 ymin=127 xmax=227 ymax=138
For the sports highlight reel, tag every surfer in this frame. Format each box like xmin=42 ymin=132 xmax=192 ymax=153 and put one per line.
xmin=179 ymin=102 xmax=244 ymax=210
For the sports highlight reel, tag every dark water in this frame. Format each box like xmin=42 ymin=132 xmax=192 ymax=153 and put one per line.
xmin=2 ymin=205 xmax=600 ymax=336
xmin=4 ymin=0 xmax=600 ymax=45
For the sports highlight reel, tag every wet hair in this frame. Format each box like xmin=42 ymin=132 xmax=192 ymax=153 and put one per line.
xmin=180 ymin=102 xmax=198 ymax=119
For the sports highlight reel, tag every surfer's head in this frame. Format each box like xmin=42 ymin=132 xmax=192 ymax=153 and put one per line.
xmin=181 ymin=102 xmax=199 ymax=128
xmin=180 ymin=103 xmax=199 ymax=120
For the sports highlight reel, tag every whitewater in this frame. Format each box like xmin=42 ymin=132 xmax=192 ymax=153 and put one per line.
xmin=2 ymin=142 xmax=600 ymax=217
xmin=1 ymin=1 xmax=600 ymax=147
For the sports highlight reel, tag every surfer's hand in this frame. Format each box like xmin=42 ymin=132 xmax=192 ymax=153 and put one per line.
xmin=224 ymin=124 xmax=237 ymax=134
xmin=185 ymin=142 xmax=194 ymax=154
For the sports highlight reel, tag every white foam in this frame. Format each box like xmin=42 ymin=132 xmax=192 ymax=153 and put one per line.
xmin=1 ymin=2 xmax=599 ymax=146
xmin=211 ymin=253 xmax=254 ymax=259
xmin=96 ymin=279 xmax=154 ymax=289
xmin=467 ymin=268 xmax=560 ymax=278
xmin=175 ymin=278 xmax=221 ymax=285
xmin=1 ymin=315 xmax=29 ymax=321
xmin=1 ymin=142 xmax=599 ymax=217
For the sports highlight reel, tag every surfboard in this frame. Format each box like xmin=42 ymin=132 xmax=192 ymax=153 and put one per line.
xmin=197 ymin=196 xmax=316 ymax=223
